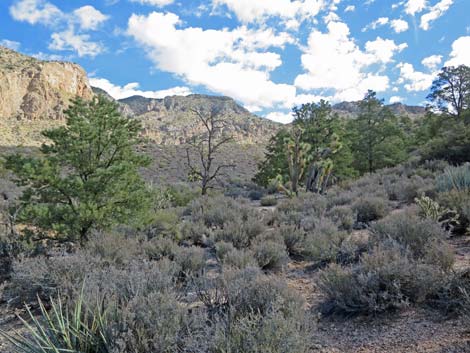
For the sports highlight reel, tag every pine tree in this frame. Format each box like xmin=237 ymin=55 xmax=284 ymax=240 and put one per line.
xmin=4 ymin=96 xmax=152 ymax=244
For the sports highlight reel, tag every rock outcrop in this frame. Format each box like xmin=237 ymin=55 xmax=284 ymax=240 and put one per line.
xmin=0 ymin=46 xmax=93 ymax=121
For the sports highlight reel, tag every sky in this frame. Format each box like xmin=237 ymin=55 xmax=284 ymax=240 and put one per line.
xmin=1 ymin=0 xmax=469 ymax=123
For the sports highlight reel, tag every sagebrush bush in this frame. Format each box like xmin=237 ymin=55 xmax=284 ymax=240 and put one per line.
xmin=215 ymin=215 xmax=264 ymax=249
xmin=180 ymin=220 xmax=212 ymax=246
xmin=327 ymin=205 xmax=355 ymax=231
xmin=302 ymin=219 xmax=347 ymax=263
xmin=174 ymin=246 xmax=206 ymax=278
xmin=143 ymin=236 xmax=178 ymax=261
xmin=385 ymin=176 xmax=426 ymax=203
xmin=274 ymin=225 xmax=305 ymax=257
xmin=252 ymin=237 xmax=288 ymax=272
xmin=221 ymin=247 xmax=258 ymax=270
xmin=260 ymin=195 xmax=278 ymax=207
xmin=318 ymin=242 xmax=447 ymax=315
xmin=371 ymin=213 xmax=452 ymax=263
xmin=352 ymin=196 xmax=390 ymax=224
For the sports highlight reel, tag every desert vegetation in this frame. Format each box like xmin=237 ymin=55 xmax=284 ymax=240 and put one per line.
xmin=1 ymin=65 xmax=470 ymax=352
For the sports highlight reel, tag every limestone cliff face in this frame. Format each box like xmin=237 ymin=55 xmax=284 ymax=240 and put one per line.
xmin=118 ymin=94 xmax=280 ymax=145
xmin=0 ymin=46 xmax=93 ymax=121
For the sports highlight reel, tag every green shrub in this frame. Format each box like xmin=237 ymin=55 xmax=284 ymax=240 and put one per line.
xmin=437 ymin=164 xmax=470 ymax=192
xmin=352 ymin=196 xmax=390 ymax=223
xmin=274 ymin=225 xmax=305 ymax=257
xmin=215 ymin=216 xmax=264 ymax=249
xmin=143 ymin=237 xmax=178 ymax=261
xmin=260 ymin=196 xmax=278 ymax=207
xmin=180 ymin=220 xmax=212 ymax=246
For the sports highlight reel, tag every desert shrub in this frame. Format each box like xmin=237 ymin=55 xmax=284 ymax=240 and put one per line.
xmin=165 ymin=183 xmax=200 ymax=207
xmin=222 ymin=248 xmax=258 ymax=270
xmin=371 ymin=213 xmax=451 ymax=262
xmin=110 ymin=291 xmax=207 ymax=353
xmin=252 ymin=236 xmax=288 ymax=272
xmin=174 ymin=246 xmax=206 ymax=278
xmin=215 ymin=215 xmax=264 ymax=249
xmin=273 ymin=225 xmax=305 ymax=257
xmin=302 ymin=219 xmax=347 ymax=263
xmin=327 ymin=205 xmax=355 ymax=231
xmin=143 ymin=237 xmax=178 ymax=261
xmin=277 ymin=193 xmax=327 ymax=217
xmin=318 ymin=242 xmax=447 ymax=315
xmin=221 ymin=267 xmax=304 ymax=318
xmin=215 ymin=241 xmax=235 ymax=261
xmin=352 ymin=196 xmax=390 ymax=224
xmin=437 ymin=164 xmax=470 ymax=193
xmin=260 ymin=195 xmax=278 ymax=207
xmin=186 ymin=195 xmax=243 ymax=228
xmin=86 ymin=232 xmax=142 ymax=266
xmin=148 ymin=209 xmax=181 ymax=239
xmin=210 ymin=306 xmax=311 ymax=353
xmin=180 ymin=220 xmax=212 ymax=246
xmin=385 ymin=176 xmax=425 ymax=203
xmin=248 ymin=189 xmax=264 ymax=201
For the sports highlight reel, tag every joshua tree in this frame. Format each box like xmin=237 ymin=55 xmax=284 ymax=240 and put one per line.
xmin=186 ymin=107 xmax=235 ymax=195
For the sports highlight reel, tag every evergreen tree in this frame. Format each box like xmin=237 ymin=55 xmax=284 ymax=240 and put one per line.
xmin=4 ymin=96 xmax=152 ymax=243
xmin=349 ymin=91 xmax=407 ymax=174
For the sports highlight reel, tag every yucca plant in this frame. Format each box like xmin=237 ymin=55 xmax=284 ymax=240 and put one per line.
xmin=437 ymin=164 xmax=470 ymax=192
xmin=0 ymin=290 xmax=110 ymax=353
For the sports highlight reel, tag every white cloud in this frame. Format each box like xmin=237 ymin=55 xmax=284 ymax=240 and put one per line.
xmin=421 ymin=54 xmax=442 ymax=69
xmin=390 ymin=19 xmax=409 ymax=33
xmin=389 ymin=96 xmax=403 ymax=103
xmin=445 ymin=36 xmax=470 ymax=67
xmin=127 ymin=11 xmax=297 ymax=110
xmin=129 ymin=0 xmax=174 ymax=6
xmin=344 ymin=5 xmax=355 ymax=12
xmin=420 ymin=0 xmax=453 ymax=30
xmin=0 ymin=39 xmax=21 ymax=51
xmin=89 ymin=77 xmax=191 ymax=99
xmin=396 ymin=62 xmax=435 ymax=91
xmin=404 ymin=0 xmax=427 ymax=15
xmin=211 ymin=0 xmax=325 ymax=26
xmin=294 ymin=21 xmax=407 ymax=102
xmin=49 ymin=29 xmax=104 ymax=57
xmin=73 ymin=6 xmax=109 ymax=30
xmin=362 ymin=17 xmax=389 ymax=32
xmin=265 ymin=111 xmax=294 ymax=124
xmin=9 ymin=0 xmax=63 ymax=26
xmin=31 ymin=51 xmax=68 ymax=61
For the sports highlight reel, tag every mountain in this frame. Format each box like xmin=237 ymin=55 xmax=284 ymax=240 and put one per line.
xmin=332 ymin=101 xmax=426 ymax=119
xmin=115 ymin=94 xmax=279 ymax=145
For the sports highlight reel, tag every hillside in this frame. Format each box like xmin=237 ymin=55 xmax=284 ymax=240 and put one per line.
xmin=0 ymin=47 xmax=280 ymax=147
xmin=332 ymin=101 xmax=426 ymax=119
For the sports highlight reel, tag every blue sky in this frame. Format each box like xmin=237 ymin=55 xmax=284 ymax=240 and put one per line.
xmin=1 ymin=0 xmax=469 ymax=123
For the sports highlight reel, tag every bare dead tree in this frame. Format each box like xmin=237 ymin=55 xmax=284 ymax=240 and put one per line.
xmin=186 ymin=107 xmax=235 ymax=195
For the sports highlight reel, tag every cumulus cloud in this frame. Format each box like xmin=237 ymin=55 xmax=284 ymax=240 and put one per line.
xmin=389 ymin=96 xmax=404 ymax=103
xmin=294 ymin=21 xmax=406 ymax=101
xmin=404 ymin=0 xmax=427 ymax=15
xmin=9 ymin=0 xmax=63 ymax=26
xmin=0 ymin=39 xmax=21 ymax=51
xmin=49 ymin=30 xmax=104 ymax=57
xmin=129 ymin=0 xmax=174 ymax=6
xmin=127 ymin=11 xmax=297 ymax=110
xmin=362 ymin=17 xmax=389 ymax=32
xmin=89 ymin=77 xmax=191 ymax=99
xmin=9 ymin=0 xmax=108 ymax=57
xmin=421 ymin=54 xmax=442 ymax=69
xmin=390 ymin=19 xmax=409 ymax=33
xmin=445 ymin=36 xmax=470 ymax=67
xmin=265 ymin=111 xmax=294 ymax=124
xmin=396 ymin=62 xmax=435 ymax=91
xmin=73 ymin=6 xmax=109 ymax=30
xmin=211 ymin=0 xmax=325 ymax=26
xmin=344 ymin=5 xmax=355 ymax=12
xmin=420 ymin=0 xmax=453 ymax=30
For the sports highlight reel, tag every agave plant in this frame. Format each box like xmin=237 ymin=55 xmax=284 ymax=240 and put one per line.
xmin=0 ymin=290 xmax=110 ymax=353
xmin=437 ymin=164 xmax=470 ymax=193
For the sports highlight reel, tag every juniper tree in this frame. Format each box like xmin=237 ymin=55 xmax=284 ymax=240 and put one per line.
xmin=4 ymin=96 xmax=152 ymax=244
